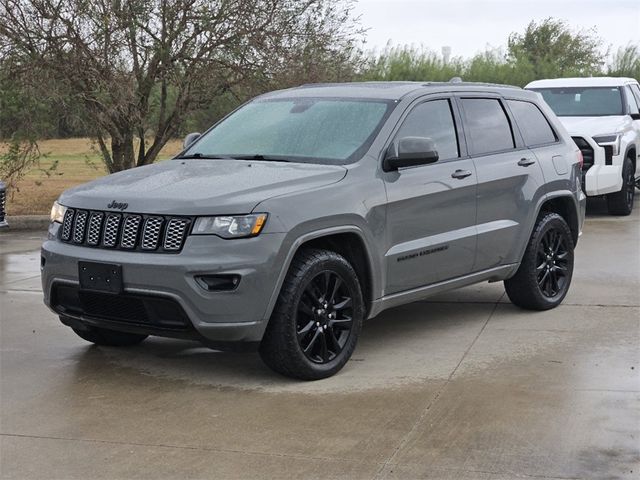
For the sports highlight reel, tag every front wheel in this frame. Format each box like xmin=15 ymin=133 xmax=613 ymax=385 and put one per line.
xmin=606 ymin=157 xmax=635 ymax=215
xmin=504 ymin=213 xmax=574 ymax=311
xmin=259 ymin=249 xmax=364 ymax=380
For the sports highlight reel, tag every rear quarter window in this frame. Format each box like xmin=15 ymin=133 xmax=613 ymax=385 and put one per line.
xmin=507 ymin=100 xmax=558 ymax=146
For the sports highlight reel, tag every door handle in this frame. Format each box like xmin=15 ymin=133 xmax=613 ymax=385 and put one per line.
xmin=451 ymin=169 xmax=472 ymax=179
xmin=518 ymin=158 xmax=536 ymax=167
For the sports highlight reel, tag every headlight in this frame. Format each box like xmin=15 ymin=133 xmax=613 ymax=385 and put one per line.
xmin=50 ymin=201 xmax=67 ymax=224
xmin=192 ymin=213 xmax=268 ymax=238
xmin=593 ymin=133 xmax=621 ymax=156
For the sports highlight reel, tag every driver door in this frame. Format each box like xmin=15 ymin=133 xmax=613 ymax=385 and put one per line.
xmin=383 ymin=97 xmax=478 ymax=295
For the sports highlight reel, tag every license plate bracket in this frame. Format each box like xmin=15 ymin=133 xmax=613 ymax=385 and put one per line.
xmin=78 ymin=261 xmax=123 ymax=294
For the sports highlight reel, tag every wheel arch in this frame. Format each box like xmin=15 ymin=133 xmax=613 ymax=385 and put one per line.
xmin=536 ymin=194 xmax=580 ymax=246
xmin=264 ymin=226 xmax=378 ymax=323
xmin=624 ymin=143 xmax=636 ymax=172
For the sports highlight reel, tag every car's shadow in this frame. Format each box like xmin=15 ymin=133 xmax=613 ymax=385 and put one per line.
xmin=70 ymin=288 xmax=511 ymax=390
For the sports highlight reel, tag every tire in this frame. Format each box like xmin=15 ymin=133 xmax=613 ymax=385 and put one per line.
xmin=606 ymin=157 xmax=635 ymax=215
xmin=259 ymin=248 xmax=364 ymax=380
xmin=504 ymin=213 xmax=574 ymax=311
xmin=68 ymin=320 xmax=148 ymax=347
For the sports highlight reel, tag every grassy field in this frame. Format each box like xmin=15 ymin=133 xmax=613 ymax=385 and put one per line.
xmin=6 ymin=138 xmax=182 ymax=215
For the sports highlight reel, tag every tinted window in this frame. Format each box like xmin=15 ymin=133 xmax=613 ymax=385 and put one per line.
xmin=532 ymin=87 xmax=623 ymax=116
xmin=625 ymin=86 xmax=640 ymax=115
xmin=461 ymin=98 xmax=515 ymax=155
xmin=507 ymin=100 xmax=557 ymax=146
xmin=183 ymin=98 xmax=393 ymax=165
xmin=394 ymin=99 xmax=459 ymax=160
xmin=630 ymin=84 xmax=640 ymax=107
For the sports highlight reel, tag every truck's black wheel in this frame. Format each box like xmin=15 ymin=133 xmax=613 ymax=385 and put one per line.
xmin=259 ymin=248 xmax=364 ymax=380
xmin=606 ymin=157 xmax=635 ymax=215
xmin=504 ymin=213 xmax=574 ymax=311
xmin=68 ymin=320 xmax=148 ymax=346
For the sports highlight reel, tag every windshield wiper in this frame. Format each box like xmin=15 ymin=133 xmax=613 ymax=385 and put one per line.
xmin=176 ymin=153 xmax=232 ymax=160
xmin=232 ymin=154 xmax=291 ymax=162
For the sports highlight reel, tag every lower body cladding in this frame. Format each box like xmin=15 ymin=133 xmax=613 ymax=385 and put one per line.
xmin=41 ymin=230 xmax=288 ymax=350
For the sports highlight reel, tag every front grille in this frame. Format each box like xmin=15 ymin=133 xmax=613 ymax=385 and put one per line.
xmin=164 ymin=218 xmax=189 ymax=251
xmin=52 ymin=284 xmax=191 ymax=330
xmin=60 ymin=209 xmax=191 ymax=253
xmin=572 ymin=136 xmax=594 ymax=172
xmin=87 ymin=212 xmax=104 ymax=246
xmin=0 ymin=184 xmax=6 ymax=224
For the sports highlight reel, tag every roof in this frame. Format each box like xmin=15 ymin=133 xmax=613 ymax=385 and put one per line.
xmin=526 ymin=77 xmax=639 ymax=89
xmin=259 ymin=81 xmax=523 ymax=101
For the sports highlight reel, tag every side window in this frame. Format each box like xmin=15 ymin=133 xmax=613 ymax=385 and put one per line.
xmin=507 ymin=100 xmax=557 ymax=146
xmin=394 ymin=99 xmax=459 ymax=160
xmin=460 ymin=98 xmax=515 ymax=155
xmin=630 ymin=84 xmax=640 ymax=108
xmin=625 ymin=86 xmax=640 ymax=115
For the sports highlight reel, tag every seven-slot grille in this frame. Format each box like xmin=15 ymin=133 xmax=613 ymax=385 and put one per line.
xmin=59 ymin=209 xmax=191 ymax=253
xmin=0 ymin=184 xmax=6 ymax=225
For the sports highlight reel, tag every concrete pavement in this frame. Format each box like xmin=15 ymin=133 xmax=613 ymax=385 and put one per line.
xmin=1 ymin=198 xmax=638 ymax=479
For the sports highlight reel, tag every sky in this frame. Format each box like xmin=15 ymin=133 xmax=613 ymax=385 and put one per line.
xmin=352 ymin=0 xmax=640 ymax=61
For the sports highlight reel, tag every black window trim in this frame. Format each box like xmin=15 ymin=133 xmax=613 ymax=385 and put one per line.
xmin=504 ymin=98 xmax=561 ymax=149
xmin=455 ymin=94 xmax=523 ymax=158
xmin=381 ymin=94 xmax=465 ymax=169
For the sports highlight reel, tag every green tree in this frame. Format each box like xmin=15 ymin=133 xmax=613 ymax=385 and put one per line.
xmin=608 ymin=44 xmax=640 ymax=80
xmin=0 ymin=0 xmax=363 ymax=173
xmin=508 ymin=18 xmax=605 ymax=78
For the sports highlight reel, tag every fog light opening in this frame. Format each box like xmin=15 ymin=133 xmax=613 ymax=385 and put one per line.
xmin=195 ymin=274 xmax=241 ymax=291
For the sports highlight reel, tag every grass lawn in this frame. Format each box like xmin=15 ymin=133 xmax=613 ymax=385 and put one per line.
xmin=6 ymin=138 xmax=182 ymax=215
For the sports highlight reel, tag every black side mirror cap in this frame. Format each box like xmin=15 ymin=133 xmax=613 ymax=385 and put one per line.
xmin=630 ymin=113 xmax=640 ymax=120
xmin=383 ymin=137 xmax=439 ymax=172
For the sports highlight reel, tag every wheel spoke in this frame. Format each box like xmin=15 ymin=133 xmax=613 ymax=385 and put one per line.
xmin=333 ymin=297 xmax=352 ymax=310
xmin=327 ymin=326 xmax=341 ymax=351
xmin=319 ymin=331 xmax=329 ymax=362
xmin=297 ymin=320 xmax=315 ymax=341
xmin=550 ymin=269 xmax=559 ymax=295
xmin=329 ymin=276 xmax=342 ymax=303
xmin=303 ymin=329 xmax=321 ymax=354
xmin=329 ymin=315 xmax=352 ymax=328
xmin=538 ymin=269 xmax=549 ymax=289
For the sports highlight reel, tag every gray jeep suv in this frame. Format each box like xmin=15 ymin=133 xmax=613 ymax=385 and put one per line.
xmin=42 ymin=81 xmax=586 ymax=380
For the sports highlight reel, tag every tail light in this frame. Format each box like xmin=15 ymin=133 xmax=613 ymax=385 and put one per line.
xmin=576 ymin=150 xmax=584 ymax=169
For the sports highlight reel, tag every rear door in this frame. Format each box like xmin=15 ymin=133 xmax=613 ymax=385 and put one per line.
xmin=383 ymin=96 xmax=477 ymax=295
xmin=457 ymin=95 xmax=546 ymax=271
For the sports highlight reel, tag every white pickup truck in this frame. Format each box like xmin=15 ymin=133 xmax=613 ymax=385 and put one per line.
xmin=526 ymin=77 xmax=640 ymax=215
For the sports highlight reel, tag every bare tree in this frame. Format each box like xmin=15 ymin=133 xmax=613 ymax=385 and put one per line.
xmin=0 ymin=0 xmax=363 ymax=172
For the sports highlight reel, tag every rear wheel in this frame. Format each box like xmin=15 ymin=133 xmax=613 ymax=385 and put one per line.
xmin=259 ymin=249 xmax=364 ymax=380
xmin=68 ymin=320 xmax=148 ymax=347
xmin=504 ymin=213 xmax=574 ymax=311
xmin=607 ymin=157 xmax=635 ymax=215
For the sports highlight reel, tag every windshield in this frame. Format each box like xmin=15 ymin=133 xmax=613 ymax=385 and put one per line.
xmin=531 ymin=87 xmax=623 ymax=117
xmin=182 ymin=97 xmax=394 ymax=164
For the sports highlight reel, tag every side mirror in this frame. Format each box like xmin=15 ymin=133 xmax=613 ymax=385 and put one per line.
xmin=630 ymin=112 xmax=640 ymax=120
xmin=383 ymin=137 xmax=439 ymax=171
xmin=183 ymin=132 xmax=202 ymax=150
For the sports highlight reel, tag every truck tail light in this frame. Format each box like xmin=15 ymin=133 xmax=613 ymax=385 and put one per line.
xmin=576 ymin=150 xmax=584 ymax=169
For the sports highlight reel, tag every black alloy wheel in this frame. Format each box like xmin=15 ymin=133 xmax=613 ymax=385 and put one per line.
xmin=296 ymin=271 xmax=354 ymax=364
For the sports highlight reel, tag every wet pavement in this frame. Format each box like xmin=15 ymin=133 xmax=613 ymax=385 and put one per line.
xmin=1 ymin=198 xmax=639 ymax=479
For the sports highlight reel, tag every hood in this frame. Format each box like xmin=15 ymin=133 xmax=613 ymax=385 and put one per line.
xmin=558 ymin=116 xmax=630 ymax=137
xmin=59 ymin=159 xmax=347 ymax=215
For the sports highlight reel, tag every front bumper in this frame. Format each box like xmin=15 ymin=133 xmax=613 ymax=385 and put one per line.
xmin=41 ymin=223 xmax=287 ymax=345
xmin=584 ymin=164 xmax=623 ymax=196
